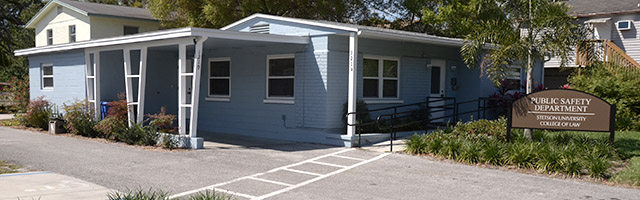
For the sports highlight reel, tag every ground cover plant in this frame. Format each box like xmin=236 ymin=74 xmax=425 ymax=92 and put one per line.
xmin=0 ymin=160 xmax=22 ymax=174
xmin=406 ymin=118 xmax=640 ymax=186
xmin=21 ymin=96 xmax=51 ymax=130
xmin=107 ymin=188 xmax=233 ymax=200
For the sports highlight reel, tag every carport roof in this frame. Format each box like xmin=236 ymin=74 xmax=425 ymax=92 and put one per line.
xmin=14 ymin=27 xmax=309 ymax=56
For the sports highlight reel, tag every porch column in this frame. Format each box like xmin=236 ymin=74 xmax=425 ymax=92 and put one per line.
xmin=189 ymin=36 xmax=208 ymax=138
xmin=123 ymin=49 xmax=136 ymax=126
xmin=347 ymin=32 xmax=359 ymax=136
xmin=137 ymin=47 xmax=147 ymax=124
xmin=178 ymin=44 xmax=187 ymax=135
xmin=84 ymin=51 xmax=101 ymax=120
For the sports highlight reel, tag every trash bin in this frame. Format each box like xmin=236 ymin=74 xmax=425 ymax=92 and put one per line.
xmin=100 ymin=101 xmax=111 ymax=120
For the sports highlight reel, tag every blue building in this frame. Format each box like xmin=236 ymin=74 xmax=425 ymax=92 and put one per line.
xmin=15 ymin=13 xmax=544 ymax=148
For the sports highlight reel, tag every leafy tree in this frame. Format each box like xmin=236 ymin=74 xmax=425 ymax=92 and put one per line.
xmin=147 ymin=0 xmax=380 ymax=28
xmin=0 ymin=0 xmax=44 ymax=81
xmin=457 ymin=0 xmax=589 ymax=139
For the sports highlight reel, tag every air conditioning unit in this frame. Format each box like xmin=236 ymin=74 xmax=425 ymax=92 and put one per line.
xmin=617 ymin=20 xmax=632 ymax=31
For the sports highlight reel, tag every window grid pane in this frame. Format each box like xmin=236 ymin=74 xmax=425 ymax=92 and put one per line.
xmin=363 ymin=59 xmax=378 ymax=77
xmin=268 ymin=78 xmax=294 ymax=97
xmin=363 ymin=79 xmax=378 ymax=98
xmin=43 ymin=77 xmax=53 ymax=88
xmin=42 ymin=66 xmax=53 ymax=75
xmin=209 ymin=79 xmax=230 ymax=96
xmin=268 ymin=58 xmax=295 ymax=77
xmin=383 ymin=80 xmax=398 ymax=98
xmin=210 ymin=61 xmax=230 ymax=77
xmin=383 ymin=60 xmax=398 ymax=77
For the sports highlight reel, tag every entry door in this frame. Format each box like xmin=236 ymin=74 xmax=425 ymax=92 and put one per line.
xmin=429 ymin=59 xmax=446 ymax=123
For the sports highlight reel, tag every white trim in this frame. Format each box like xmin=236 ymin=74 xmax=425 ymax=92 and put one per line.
xmin=189 ymin=36 xmax=208 ymax=138
xmin=41 ymin=63 xmax=54 ymax=89
xmin=15 ymin=27 xmax=308 ymax=56
xmin=207 ymin=57 xmax=231 ymax=99
xmin=618 ymin=20 xmax=632 ymax=31
xmin=346 ymin=32 xmax=358 ymax=136
xmin=221 ymin=13 xmax=359 ymax=32
xmin=429 ymin=59 xmax=447 ymax=97
xmin=205 ymin=97 xmax=230 ymax=102
xmin=359 ymin=30 xmax=465 ymax=47
xmin=263 ymin=99 xmax=294 ymax=104
xmin=137 ymin=48 xmax=147 ymax=124
xmin=265 ymin=54 xmax=296 ymax=101
xmin=178 ymin=44 xmax=187 ymax=135
xmin=362 ymin=55 xmax=400 ymax=100
xmin=363 ymin=99 xmax=405 ymax=104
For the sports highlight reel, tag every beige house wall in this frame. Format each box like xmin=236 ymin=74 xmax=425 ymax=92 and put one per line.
xmin=34 ymin=6 xmax=90 ymax=47
xmin=89 ymin=16 xmax=160 ymax=39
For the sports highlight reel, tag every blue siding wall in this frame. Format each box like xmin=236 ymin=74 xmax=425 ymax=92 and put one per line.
xmin=28 ymin=50 xmax=86 ymax=107
xmin=196 ymin=39 xmax=345 ymax=145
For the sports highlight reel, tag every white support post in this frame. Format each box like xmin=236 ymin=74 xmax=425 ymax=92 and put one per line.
xmin=85 ymin=52 xmax=100 ymax=120
xmin=188 ymin=37 xmax=208 ymax=138
xmin=94 ymin=53 xmax=101 ymax=120
xmin=346 ymin=32 xmax=359 ymax=136
xmin=123 ymin=49 xmax=136 ymax=126
xmin=178 ymin=44 xmax=187 ymax=135
xmin=137 ymin=47 xmax=147 ymax=124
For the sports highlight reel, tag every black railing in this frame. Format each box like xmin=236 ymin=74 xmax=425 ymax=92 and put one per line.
xmin=346 ymin=97 xmax=515 ymax=151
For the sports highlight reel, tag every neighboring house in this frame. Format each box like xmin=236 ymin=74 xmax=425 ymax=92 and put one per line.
xmin=16 ymin=8 xmax=543 ymax=148
xmin=25 ymin=0 xmax=159 ymax=47
xmin=544 ymin=0 xmax=640 ymax=88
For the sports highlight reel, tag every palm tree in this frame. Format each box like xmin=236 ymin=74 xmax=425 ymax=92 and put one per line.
xmin=460 ymin=0 xmax=591 ymax=140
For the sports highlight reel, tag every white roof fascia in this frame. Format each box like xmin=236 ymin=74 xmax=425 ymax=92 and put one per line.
xmin=15 ymin=27 xmax=309 ymax=56
xmin=221 ymin=13 xmax=359 ymax=32
xmin=15 ymin=28 xmax=193 ymax=56
xmin=358 ymin=30 xmax=465 ymax=47
xmin=584 ymin=17 xmax=611 ymax=24
xmin=191 ymin=27 xmax=309 ymax=44
xmin=25 ymin=0 xmax=88 ymax=28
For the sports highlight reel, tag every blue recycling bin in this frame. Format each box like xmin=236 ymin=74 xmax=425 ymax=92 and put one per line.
xmin=100 ymin=101 xmax=111 ymax=120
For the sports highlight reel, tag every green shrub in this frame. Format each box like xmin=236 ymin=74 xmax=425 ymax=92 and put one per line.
xmin=107 ymin=188 xmax=168 ymax=200
xmin=115 ymin=122 xmax=158 ymax=146
xmin=22 ymin=97 xmax=52 ymax=130
xmin=458 ymin=140 xmax=481 ymax=164
xmin=2 ymin=77 xmax=29 ymax=112
xmin=535 ymin=145 xmax=561 ymax=173
xmin=505 ymin=142 xmax=537 ymax=168
xmin=568 ymin=62 xmax=640 ymax=130
xmin=160 ymin=134 xmax=179 ymax=150
xmin=441 ymin=137 xmax=461 ymax=159
xmin=94 ymin=117 xmax=127 ymax=140
xmin=63 ymin=100 xmax=98 ymax=137
xmin=584 ymin=153 xmax=611 ymax=178
xmin=107 ymin=188 xmax=232 ymax=200
xmin=480 ymin=139 xmax=504 ymax=165
xmin=406 ymin=134 xmax=428 ymax=154
xmin=559 ymin=144 xmax=583 ymax=176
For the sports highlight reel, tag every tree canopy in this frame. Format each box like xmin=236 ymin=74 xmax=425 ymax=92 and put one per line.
xmin=0 ymin=0 xmax=44 ymax=81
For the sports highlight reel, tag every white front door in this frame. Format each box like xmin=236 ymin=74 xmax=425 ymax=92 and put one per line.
xmin=429 ymin=59 xmax=446 ymax=123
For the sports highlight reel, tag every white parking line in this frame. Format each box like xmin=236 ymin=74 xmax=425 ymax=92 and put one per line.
xmin=281 ymin=168 xmax=323 ymax=176
xmin=331 ymin=154 xmax=366 ymax=161
xmin=169 ymin=148 xmax=354 ymax=198
xmin=309 ymin=161 xmax=347 ymax=168
xmin=255 ymin=153 xmax=389 ymax=200
xmin=169 ymin=148 xmax=389 ymax=200
xmin=249 ymin=177 xmax=293 ymax=187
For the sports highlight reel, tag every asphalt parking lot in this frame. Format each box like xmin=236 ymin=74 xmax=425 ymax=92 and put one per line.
xmin=1 ymin=127 xmax=640 ymax=200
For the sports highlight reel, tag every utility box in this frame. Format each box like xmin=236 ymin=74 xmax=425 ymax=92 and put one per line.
xmin=49 ymin=120 xmax=65 ymax=134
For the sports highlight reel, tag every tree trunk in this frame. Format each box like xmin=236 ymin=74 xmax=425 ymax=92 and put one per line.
xmin=524 ymin=0 xmax=534 ymax=141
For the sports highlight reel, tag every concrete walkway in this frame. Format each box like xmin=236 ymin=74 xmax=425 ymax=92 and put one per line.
xmin=0 ymin=172 xmax=111 ymax=200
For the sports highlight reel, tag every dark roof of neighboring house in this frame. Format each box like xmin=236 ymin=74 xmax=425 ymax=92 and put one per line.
xmin=567 ymin=0 xmax=640 ymax=17
xmin=59 ymin=0 xmax=155 ymax=20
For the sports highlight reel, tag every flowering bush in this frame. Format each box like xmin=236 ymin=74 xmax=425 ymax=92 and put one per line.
xmin=146 ymin=106 xmax=177 ymax=134
xmin=22 ymin=96 xmax=51 ymax=130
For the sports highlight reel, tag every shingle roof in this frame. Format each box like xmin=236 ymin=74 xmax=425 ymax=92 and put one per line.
xmin=59 ymin=0 xmax=156 ymax=20
xmin=567 ymin=0 xmax=640 ymax=17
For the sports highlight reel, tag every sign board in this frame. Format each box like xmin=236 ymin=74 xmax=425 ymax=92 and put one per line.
xmin=507 ymin=89 xmax=616 ymax=143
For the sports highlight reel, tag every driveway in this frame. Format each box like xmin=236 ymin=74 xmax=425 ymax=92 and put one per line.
xmin=1 ymin=127 xmax=639 ymax=200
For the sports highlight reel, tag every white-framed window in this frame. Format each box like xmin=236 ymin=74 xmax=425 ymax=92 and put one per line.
xmin=207 ymin=57 xmax=231 ymax=101
xmin=506 ymin=65 xmax=522 ymax=90
xmin=265 ymin=54 xmax=295 ymax=103
xmin=41 ymin=64 xmax=53 ymax=89
xmin=46 ymin=29 xmax=53 ymax=45
xmin=363 ymin=56 xmax=399 ymax=99
xmin=618 ymin=20 xmax=632 ymax=31
xmin=69 ymin=25 xmax=76 ymax=43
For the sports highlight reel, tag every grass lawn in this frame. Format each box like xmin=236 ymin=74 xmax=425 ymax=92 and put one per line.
xmin=0 ymin=160 xmax=22 ymax=174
